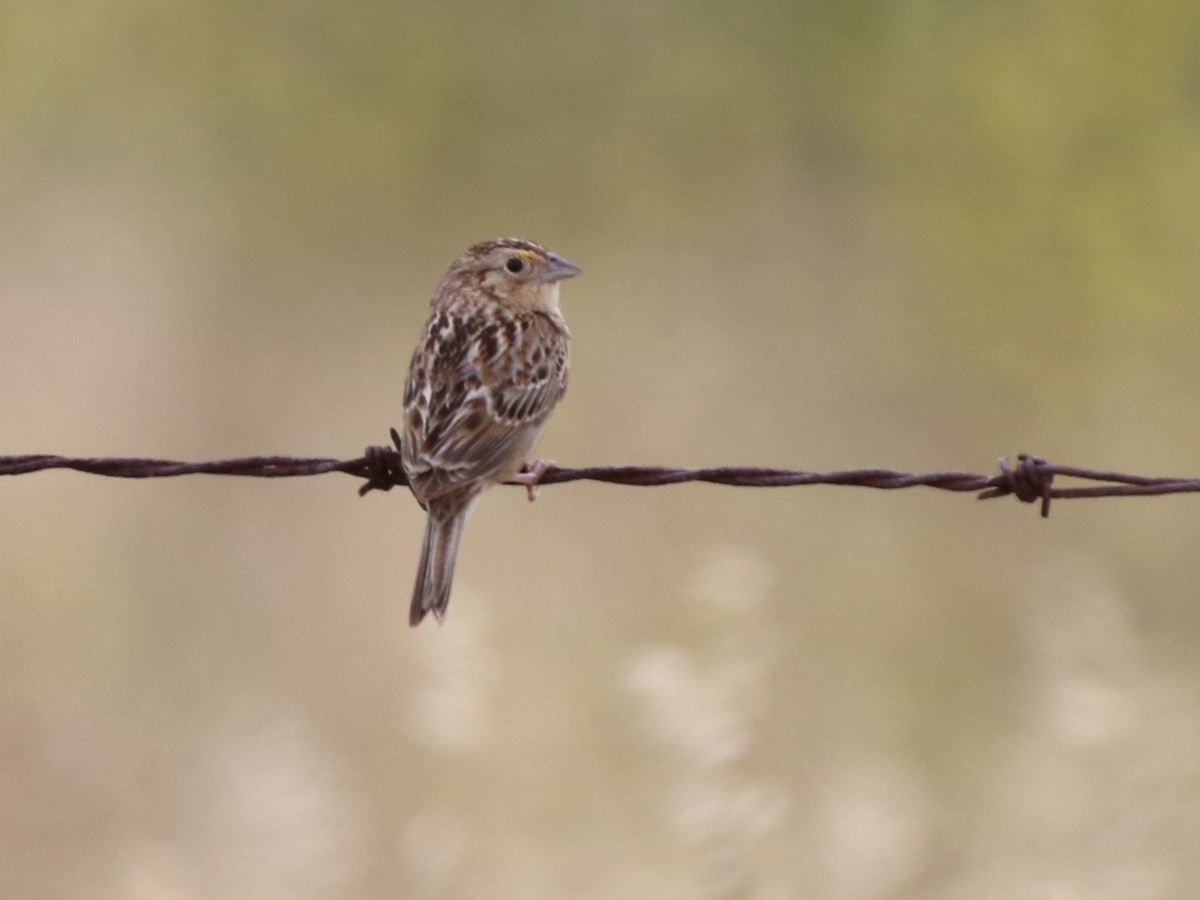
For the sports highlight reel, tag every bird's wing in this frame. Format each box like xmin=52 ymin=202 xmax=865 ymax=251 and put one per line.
xmin=402 ymin=310 xmax=568 ymax=503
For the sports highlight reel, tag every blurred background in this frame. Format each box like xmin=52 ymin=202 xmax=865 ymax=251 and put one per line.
xmin=3 ymin=2 xmax=1200 ymax=897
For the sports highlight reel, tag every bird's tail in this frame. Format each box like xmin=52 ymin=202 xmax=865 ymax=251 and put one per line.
xmin=410 ymin=502 xmax=472 ymax=626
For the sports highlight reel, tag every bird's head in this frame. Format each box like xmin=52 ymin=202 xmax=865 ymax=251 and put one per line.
xmin=437 ymin=237 xmax=581 ymax=313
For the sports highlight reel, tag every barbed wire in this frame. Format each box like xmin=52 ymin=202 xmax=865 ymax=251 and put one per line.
xmin=5 ymin=430 xmax=1200 ymax=518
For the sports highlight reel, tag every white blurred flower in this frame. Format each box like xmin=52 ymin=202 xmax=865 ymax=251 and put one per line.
xmin=624 ymin=545 xmax=787 ymax=896
xmin=407 ymin=588 xmax=500 ymax=753
xmin=817 ymin=760 xmax=930 ymax=900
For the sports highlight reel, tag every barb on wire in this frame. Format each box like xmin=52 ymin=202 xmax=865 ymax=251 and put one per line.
xmin=3 ymin=433 xmax=1200 ymax=518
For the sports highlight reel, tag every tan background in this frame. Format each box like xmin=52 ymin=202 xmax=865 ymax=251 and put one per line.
xmin=3 ymin=3 xmax=1200 ymax=897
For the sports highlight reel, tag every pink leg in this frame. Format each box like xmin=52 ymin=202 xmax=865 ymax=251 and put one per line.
xmin=508 ymin=459 xmax=556 ymax=502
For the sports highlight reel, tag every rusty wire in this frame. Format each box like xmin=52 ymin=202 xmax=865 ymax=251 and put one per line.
xmin=5 ymin=430 xmax=1200 ymax=518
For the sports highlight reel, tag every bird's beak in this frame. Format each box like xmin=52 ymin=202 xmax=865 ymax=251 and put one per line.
xmin=540 ymin=253 xmax=582 ymax=283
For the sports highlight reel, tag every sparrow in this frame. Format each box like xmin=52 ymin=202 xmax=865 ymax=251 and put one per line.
xmin=401 ymin=238 xmax=580 ymax=625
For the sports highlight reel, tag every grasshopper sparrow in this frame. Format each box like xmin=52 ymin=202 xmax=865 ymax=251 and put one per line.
xmin=401 ymin=238 xmax=580 ymax=625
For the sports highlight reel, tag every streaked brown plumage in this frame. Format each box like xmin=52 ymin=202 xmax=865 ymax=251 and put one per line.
xmin=401 ymin=238 xmax=580 ymax=625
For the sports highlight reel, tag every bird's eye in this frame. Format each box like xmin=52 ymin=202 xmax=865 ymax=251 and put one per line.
xmin=505 ymin=257 xmax=525 ymax=274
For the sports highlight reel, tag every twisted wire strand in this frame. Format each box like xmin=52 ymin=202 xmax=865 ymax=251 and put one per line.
xmin=4 ymin=435 xmax=1200 ymax=518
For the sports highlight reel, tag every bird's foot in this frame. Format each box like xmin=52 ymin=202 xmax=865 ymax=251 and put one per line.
xmin=509 ymin=459 xmax=556 ymax=502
